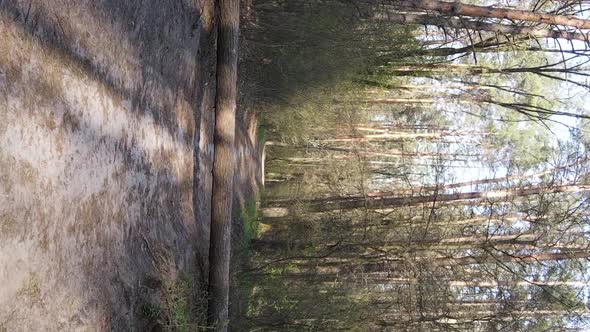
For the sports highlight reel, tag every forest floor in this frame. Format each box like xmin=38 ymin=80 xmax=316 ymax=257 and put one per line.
xmin=0 ymin=0 xmax=261 ymax=331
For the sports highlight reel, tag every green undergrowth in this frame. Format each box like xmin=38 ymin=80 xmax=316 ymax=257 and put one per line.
xmin=161 ymin=275 xmax=201 ymax=332
xmin=242 ymin=198 xmax=261 ymax=247
xmin=232 ymin=194 xmax=263 ymax=330
xmin=256 ymin=122 xmax=267 ymax=148
xmin=140 ymin=248 xmax=211 ymax=331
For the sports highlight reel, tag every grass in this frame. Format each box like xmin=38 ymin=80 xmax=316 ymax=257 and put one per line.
xmin=140 ymin=302 xmax=161 ymax=321
xmin=162 ymin=274 xmax=200 ymax=332
xmin=17 ymin=272 xmax=42 ymax=304
xmin=256 ymin=122 xmax=266 ymax=148
xmin=242 ymin=198 xmax=261 ymax=247
xmin=140 ymin=248 xmax=211 ymax=331
xmin=231 ymin=194 xmax=264 ymax=330
xmin=140 ymin=276 xmax=211 ymax=331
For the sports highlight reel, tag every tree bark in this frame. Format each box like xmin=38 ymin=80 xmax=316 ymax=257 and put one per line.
xmin=380 ymin=12 xmax=590 ymax=43
xmin=398 ymin=0 xmax=590 ymax=30
xmin=320 ymin=130 xmax=491 ymax=142
xmin=302 ymin=184 xmax=590 ymax=212
xmin=208 ymin=0 xmax=240 ymax=330
xmin=440 ymin=249 xmax=590 ymax=266
xmin=359 ymin=249 xmax=590 ymax=272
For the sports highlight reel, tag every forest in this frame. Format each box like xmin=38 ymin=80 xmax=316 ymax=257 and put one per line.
xmin=1 ymin=0 xmax=590 ymax=331
xmin=239 ymin=0 xmax=590 ymax=331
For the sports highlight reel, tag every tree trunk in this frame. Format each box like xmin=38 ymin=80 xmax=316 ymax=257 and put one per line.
xmin=319 ymin=131 xmax=478 ymax=142
xmin=208 ymin=0 xmax=240 ymax=330
xmin=358 ymin=249 xmax=590 ymax=272
xmin=268 ymin=184 xmax=590 ymax=212
xmin=330 ymin=160 xmax=584 ymax=203
xmin=380 ymin=12 xmax=590 ymax=43
xmin=449 ymin=280 xmax=589 ymax=288
xmin=443 ymin=249 xmax=590 ymax=266
xmin=398 ymin=0 xmax=590 ymax=30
